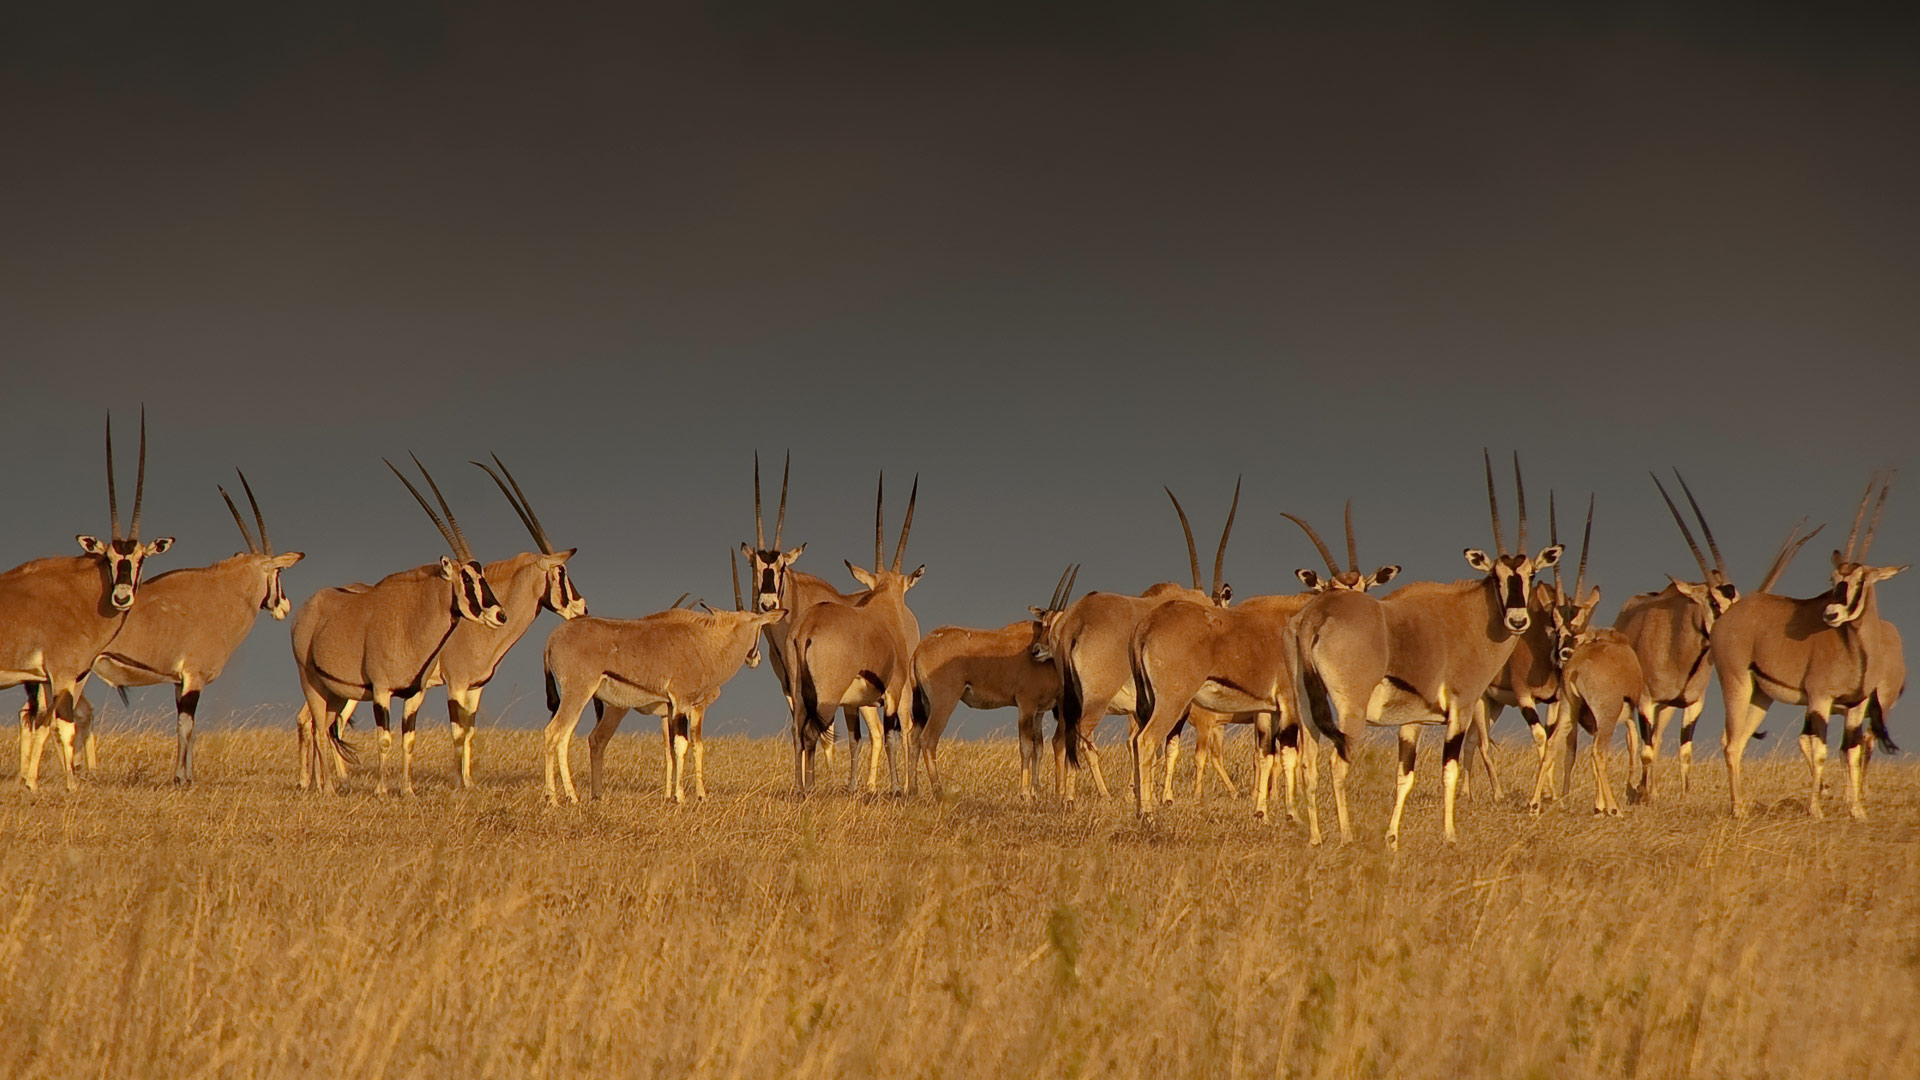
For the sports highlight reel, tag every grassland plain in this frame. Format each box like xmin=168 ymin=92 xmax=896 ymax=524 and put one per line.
xmin=3 ymin=716 xmax=1917 ymax=1080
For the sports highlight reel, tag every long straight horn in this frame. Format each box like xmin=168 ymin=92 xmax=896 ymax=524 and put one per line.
xmin=670 ymin=592 xmax=691 ymax=609
xmin=1046 ymin=563 xmax=1072 ymax=613
xmin=1211 ymin=476 xmax=1240 ymax=599
xmin=1281 ymin=513 xmax=1341 ymax=577
xmin=1758 ymin=519 xmax=1826 ymax=593
xmin=1166 ymin=488 xmax=1202 ymax=589
xmin=1843 ymin=473 xmax=1876 ymax=561
xmin=732 ymin=548 xmax=745 ymax=611
xmin=408 ymin=453 xmax=472 ymax=560
xmin=489 ymin=454 xmax=554 ymax=554
xmin=1060 ymin=564 xmax=1079 ymax=609
xmin=386 ymin=458 xmax=461 ymax=557
xmin=874 ymin=473 xmax=885 ymax=572
xmin=774 ymin=452 xmax=790 ymax=548
xmin=753 ymin=452 xmax=766 ymax=548
xmin=1673 ymin=471 xmax=1725 ymax=575
xmin=1343 ymin=500 xmax=1358 ymax=574
xmin=1861 ymin=471 xmax=1894 ymax=561
xmin=474 ymin=459 xmax=543 ymax=553
xmin=892 ymin=474 xmax=918 ymax=572
xmin=1483 ymin=448 xmax=1506 ymax=556
xmin=218 ymin=484 xmax=259 ymax=553
xmin=1512 ymin=451 xmax=1528 ymax=555
xmin=1651 ymin=472 xmax=1711 ymax=578
xmin=107 ymin=409 xmax=120 ymax=534
xmin=1549 ymin=490 xmax=1564 ymax=603
xmin=1573 ymin=494 xmax=1594 ymax=604
xmin=129 ymin=407 xmax=148 ymax=540
xmin=237 ymin=469 xmax=272 ymax=555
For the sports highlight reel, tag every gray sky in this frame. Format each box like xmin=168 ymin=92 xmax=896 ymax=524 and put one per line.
xmin=3 ymin=3 xmax=1915 ymax=745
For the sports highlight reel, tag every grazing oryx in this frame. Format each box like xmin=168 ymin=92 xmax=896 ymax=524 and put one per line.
xmin=1529 ymin=496 xmax=1656 ymax=815
xmin=1048 ymin=484 xmax=1238 ymax=802
xmin=909 ymin=565 xmax=1077 ymax=799
xmin=789 ymin=475 xmax=925 ymax=794
xmin=544 ymin=553 xmax=781 ymax=804
xmin=289 ymin=457 xmax=507 ymax=794
xmin=1711 ymin=474 xmax=1907 ymax=820
xmin=738 ymin=454 xmax=878 ymax=789
xmin=1293 ymin=452 xmax=1560 ymax=845
xmin=327 ymin=455 xmax=587 ymax=793
xmin=1131 ymin=499 xmax=1396 ymax=837
xmin=5 ymin=413 xmax=173 ymax=791
xmin=83 ymin=471 xmax=303 ymax=784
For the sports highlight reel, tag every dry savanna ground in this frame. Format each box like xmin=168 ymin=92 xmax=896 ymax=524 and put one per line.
xmin=4 ymin=714 xmax=1919 ymax=1080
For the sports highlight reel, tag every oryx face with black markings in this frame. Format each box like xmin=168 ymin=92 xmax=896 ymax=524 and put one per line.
xmin=79 ymin=410 xmax=173 ymax=611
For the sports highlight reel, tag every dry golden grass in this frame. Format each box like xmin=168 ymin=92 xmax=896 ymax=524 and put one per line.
xmin=4 ymin=717 xmax=1918 ymax=1079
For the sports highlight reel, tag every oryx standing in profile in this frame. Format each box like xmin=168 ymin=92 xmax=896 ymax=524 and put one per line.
xmin=288 ymin=456 xmax=507 ymax=793
xmin=327 ymin=455 xmax=587 ymax=792
xmin=84 ymin=471 xmax=303 ymax=784
xmin=1711 ymin=474 xmax=1907 ymax=820
xmin=1046 ymin=484 xmax=1239 ymax=802
xmin=1291 ymin=452 xmax=1560 ymax=846
xmin=544 ymin=552 xmax=782 ymax=804
xmin=788 ymin=474 xmax=925 ymax=794
xmin=908 ymin=565 xmax=1077 ymax=799
xmin=5 ymin=413 xmax=173 ymax=790
xmin=738 ymin=454 xmax=877 ymax=788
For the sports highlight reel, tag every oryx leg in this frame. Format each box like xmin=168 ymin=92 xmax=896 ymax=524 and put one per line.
xmin=172 ymin=682 xmax=203 ymax=785
xmin=542 ymin=687 xmax=592 ymax=806
xmin=18 ymin=685 xmax=41 ymax=790
xmin=1328 ymin=727 xmax=1354 ymax=844
xmin=911 ymin=680 xmax=959 ymax=800
xmin=1441 ymin=704 xmax=1471 ymax=843
xmin=585 ymin=700 xmax=630 ymax=801
xmin=689 ymin=709 xmax=710 ymax=800
xmin=1469 ymin=698 xmax=1503 ymax=801
xmin=47 ymin=685 xmax=81 ymax=791
xmin=667 ymin=711 xmax=691 ymax=804
xmin=1252 ymin=711 xmax=1277 ymax=820
xmin=1798 ymin=697 xmax=1835 ymax=819
xmin=1590 ymin=701 xmax=1623 ymax=816
xmin=1159 ymin=714 xmax=1185 ymax=806
xmin=1722 ymin=674 xmax=1771 ymax=819
xmin=1386 ymin=725 xmax=1419 ymax=848
xmin=1677 ymin=700 xmax=1704 ymax=793
xmin=1015 ymin=703 xmax=1043 ymax=801
xmin=448 ymin=687 xmax=482 ymax=790
xmin=371 ymin=693 xmax=395 ymax=797
xmin=1205 ymin=722 xmax=1236 ymax=798
xmin=397 ymin=692 xmax=423 ymax=797
xmin=1842 ymin=701 xmax=1871 ymax=821
xmin=1528 ymin=706 xmax=1567 ymax=815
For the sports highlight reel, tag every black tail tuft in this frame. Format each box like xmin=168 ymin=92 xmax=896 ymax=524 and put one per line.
xmin=911 ymin=679 xmax=931 ymax=731
xmin=799 ymin=653 xmax=824 ymax=735
xmin=1061 ymin=654 xmax=1085 ymax=768
xmin=1131 ymin=648 xmax=1155 ymax=735
xmin=545 ymin=668 xmax=560 ymax=715
xmin=329 ymin=718 xmax=360 ymax=766
xmin=1871 ymin=696 xmax=1900 ymax=753
xmin=115 ymin=685 xmax=131 ymax=708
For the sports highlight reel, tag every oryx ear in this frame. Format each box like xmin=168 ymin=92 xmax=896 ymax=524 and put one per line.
xmin=783 ymin=542 xmax=807 ymax=563
xmin=439 ymin=555 xmax=458 ymax=579
xmin=904 ymin=565 xmax=926 ymax=590
xmin=845 ymin=561 xmax=877 ymax=589
xmin=145 ymin=537 xmax=174 ymax=556
xmin=739 ymin=541 xmax=755 ymax=559
xmin=77 ymin=535 xmax=106 ymax=555
xmin=1368 ymin=565 xmax=1401 ymax=588
xmin=1531 ymin=544 xmax=1563 ymax=569
xmin=1869 ymin=564 xmax=1910 ymax=584
xmin=760 ymin=607 xmax=788 ymax=622
xmin=1832 ymin=548 xmax=1846 ymax=569
xmin=1028 ymin=606 xmax=1049 ymax=620
xmin=1464 ymin=549 xmax=1494 ymax=572
xmin=271 ymin=552 xmax=306 ymax=568
xmin=1669 ymin=577 xmax=1709 ymax=604
xmin=539 ymin=547 xmax=577 ymax=568
xmin=1295 ymin=568 xmax=1321 ymax=591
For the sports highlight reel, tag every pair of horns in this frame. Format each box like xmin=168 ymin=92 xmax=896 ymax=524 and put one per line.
xmin=1844 ymin=470 xmax=1896 ymax=564
xmin=218 ymin=470 xmax=273 ymax=555
xmin=1283 ymin=499 xmax=1362 ymax=578
xmin=1757 ymin=518 xmax=1826 ymax=594
xmin=874 ymin=473 xmax=918 ymax=573
xmin=1484 ymin=449 xmax=1535 ymax=556
xmin=473 ymin=453 xmax=556 ymax=555
xmin=1043 ymin=563 xmax=1080 ymax=614
xmin=386 ymin=454 xmax=475 ymax=562
xmin=753 ymin=451 xmax=790 ymax=549
xmin=1548 ymin=491 xmax=1594 ymax=608
xmin=105 ymin=409 xmax=149 ymax=541
xmin=1166 ymin=477 xmax=1239 ymax=600
xmin=1651 ymin=469 xmax=1726 ymax=581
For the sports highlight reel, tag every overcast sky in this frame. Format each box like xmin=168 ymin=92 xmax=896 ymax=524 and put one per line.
xmin=3 ymin=3 xmax=1915 ymax=749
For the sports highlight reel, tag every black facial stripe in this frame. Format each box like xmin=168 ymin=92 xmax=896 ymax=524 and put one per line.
xmin=1502 ymin=575 xmax=1525 ymax=611
xmin=462 ymin=574 xmax=482 ymax=614
xmin=759 ymin=568 xmax=777 ymax=593
xmin=114 ymin=559 xmax=135 ymax=588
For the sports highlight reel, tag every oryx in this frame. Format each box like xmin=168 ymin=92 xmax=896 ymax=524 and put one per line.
xmin=1710 ymin=473 xmax=1907 ymax=819
xmin=1047 ymin=484 xmax=1238 ymax=802
xmin=5 ymin=412 xmax=173 ymax=790
xmin=788 ymin=474 xmax=925 ymax=794
xmin=83 ymin=470 xmax=302 ymax=784
xmin=544 ymin=552 xmax=781 ymax=804
xmin=288 ymin=456 xmax=507 ymax=793
xmin=1291 ymin=451 xmax=1561 ymax=845
xmin=908 ymin=565 xmax=1077 ymax=799
xmin=325 ymin=455 xmax=587 ymax=793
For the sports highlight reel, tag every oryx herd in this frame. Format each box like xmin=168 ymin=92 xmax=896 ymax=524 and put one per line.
xmin=2 ymin=418 xmax=1907 ymax=846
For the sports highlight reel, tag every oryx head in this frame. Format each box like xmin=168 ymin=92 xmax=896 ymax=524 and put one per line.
xmin=1027 ymin=563 xmax=1080 ymax=661
xmin=217 ymin=469 xmax=304 ymax=619
xmin=1652 ymin=469 xmax=1739 ymax=630
xmin=741 ymin=452 xmax=807 ymax=614
xmin=1463 ymin=450 xmax=1563 ymax=634
xmin=77 ymin=410 xmax=174 ymax=611
xmin=1165 ymin=480 xmax=1241 ymax=606
xmin=1284 ymin=500 xmax=1400 ymax=595
xmin=1824 ymin=472 xmax=1907 ymax=628
xmin=1545 ymin=493 xmax=1602 ymax=667
xmin=843 ymin=472 xmax=926 ymax=595
xmin=387 ymin=455 xmax=508 ymax=629
xmin=473 ymin=453 xmax=587 ymax=619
